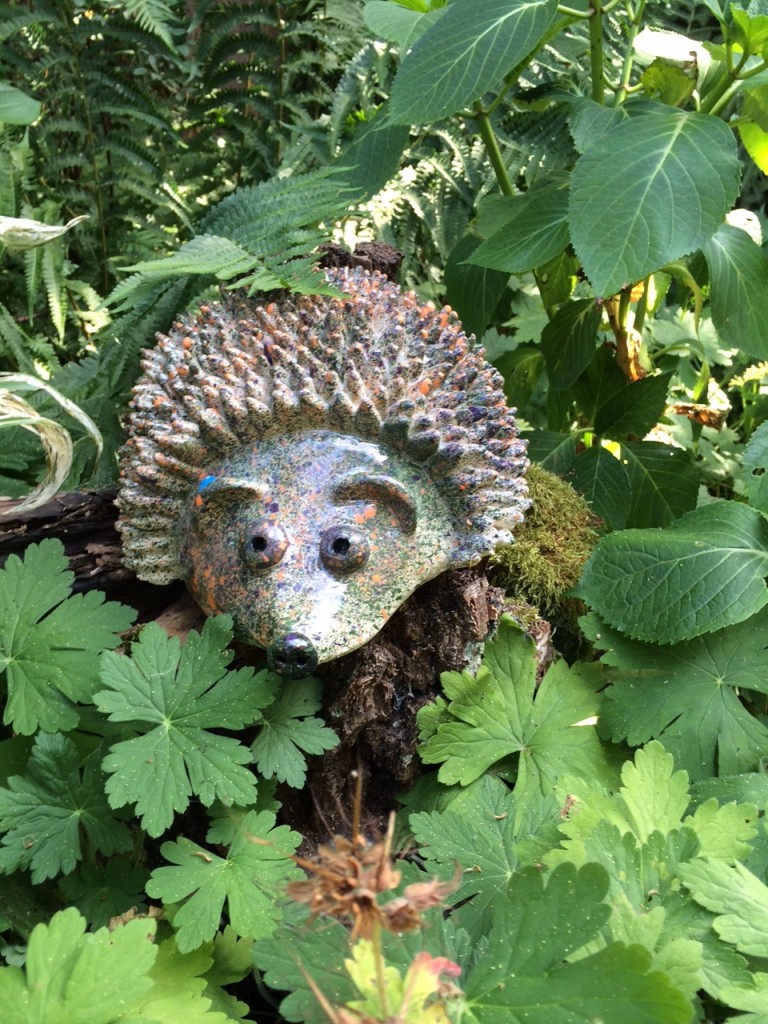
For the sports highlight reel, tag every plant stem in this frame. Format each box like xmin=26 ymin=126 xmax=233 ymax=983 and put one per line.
xmin=613 ymin=0 xmax=646 ymax=106
xmin=371 ymin=920 xmax=389 ymax=1017
xmin=634 ymin=276 xmax=650 ymax=334
xmin=589 ymin=0 xmax=605 ymax=103
xmin=473 ymin=105 xmax=515 ymax=196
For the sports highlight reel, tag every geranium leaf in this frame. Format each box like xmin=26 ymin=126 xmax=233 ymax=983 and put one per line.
xmin=0 ymin=539 xmax=135 ymax=734
xmin=146 ymin=810 xmax=301 ymax=952
xmin=418 ymin=617 xmax=613 ymax=800
xmin=584 ymin=611 xmax=768 ymax=778
xmin=96 ymin=617 xmax=277 ymax=836
xmin=250 ymin=681 xmax=338 ymax=789
xmin=0 ymin=733 xmax=132 ymax=883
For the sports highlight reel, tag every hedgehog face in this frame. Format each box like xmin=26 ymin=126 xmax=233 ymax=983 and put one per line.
xmin=177 ymin=430 xmax=456 ymax=677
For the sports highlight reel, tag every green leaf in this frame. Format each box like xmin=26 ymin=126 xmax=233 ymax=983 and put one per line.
xmin=0 ymin=84 xmax=41 ymax=126
xmin=540 ymin=298 xmax=602 ymax=390
xmin=96 ymin=617 xmax=276 ymax=836
xmin=620 ymin=441 xmax=699 ymax=528
xmin=569 ymin=98 xmax=627 ymax=153
xmin=0 ymin=733 xmax=132 ymax=883
xmin=444 ymin=235 xmax=510 ymax=340
xmin=0 ymin=907 xmax=233 ymax=1023
xmin=464 ymin=864 xmax=692 ymax=1024
xmin=594 ymin=372 xmax=673 ymax=440
xmin=125 ymin=234 xmax=258 ymax=280
xmin=410 ymin=774 xmax=560 ymax=939
xmin=336 ymin=106 xmax=411 ymax=199
xmin=0 ymin=539 xmax=135 ymax=735
xmin=585 ymin=611 xmax=768 ymax=778
xmin=679 ymin=859 xmax=768 ymax=958
xmin=419 ymin=617 xmax=613 ymax=800
xmin=567 ymin=444 xmax=630 ymax=530
xmin=146 ymin=810 xmax=301 ymax=952
xmin=363 ymin=1 xmax=444 ymax=49
xmin=250 ymin=680 xmax=338 ymax=789
xmin=128 ymin=934 xmax=236 ymax=1023
xmin=569 ymin=109 xmax=741 ymax=296
xmin=579 ymin=501 xmax=768 ymax=643
xmin=468 ymin=183 xmax=570 ymax=274
xmin=59 ymin=857 xmax=149 ymax=929
xmin=389 ymin=0 xmax=557 ymax=125
xmin=702 ymin=223 xmax=768 ymax=359
xmin=742 ymin=421 xmax=768 ymax=513
xmin=0 ymin=908 xmax=157 ymax=1024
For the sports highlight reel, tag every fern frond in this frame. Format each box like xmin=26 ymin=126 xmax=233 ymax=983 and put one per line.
xmin=122 ymin=0 xmax=180 ymax=51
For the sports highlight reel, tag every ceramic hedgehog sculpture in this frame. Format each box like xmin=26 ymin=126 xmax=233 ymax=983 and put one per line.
xmin=117 ymin=266 xmax=529 ymax=678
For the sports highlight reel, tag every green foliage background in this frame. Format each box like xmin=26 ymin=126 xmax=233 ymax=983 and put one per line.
xmin=2 ymin=0 xmax=768 ymax=1020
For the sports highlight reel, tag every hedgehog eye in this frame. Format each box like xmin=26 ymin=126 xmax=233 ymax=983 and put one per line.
xmin=319 ymin=524 xmax=369 ymax=575
xmin=242 ymin=521 xmax=289 ymax=569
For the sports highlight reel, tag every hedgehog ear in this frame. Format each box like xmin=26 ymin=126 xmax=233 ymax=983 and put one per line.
xmin=331 ymin=471 xmax=417 ymax=534
xmin=193 ymin=475 xmax=268 ymax=510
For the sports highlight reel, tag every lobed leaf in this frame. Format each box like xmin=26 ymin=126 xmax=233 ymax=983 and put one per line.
xmin=419 ymin=617 xmax=613 ymax=800
xmin=0 ymin=733 xmax=132 ymax=883
xmin=146 ymin=810 xmax=301 ymax=952
xmin=0 ymin=539 xmax=135 ymax=734
xmin=585 ymin=610 xmax=768 ymax=778
xmin=250 ymin=680 xmax=338 ymax=789
xmin=96 ymin=616 xmax=276 ymax=836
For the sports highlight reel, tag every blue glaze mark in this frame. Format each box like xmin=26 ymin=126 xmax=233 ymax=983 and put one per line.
xmin=198 ymin=474 xmax=217 ymax=494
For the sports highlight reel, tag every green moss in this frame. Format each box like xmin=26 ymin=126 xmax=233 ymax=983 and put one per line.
xmin=490 ymin=463 xmax=597 ymax=626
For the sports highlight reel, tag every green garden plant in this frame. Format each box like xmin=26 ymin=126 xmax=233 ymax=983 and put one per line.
xmin=2 ymin=0 xmax=768 ymax=1021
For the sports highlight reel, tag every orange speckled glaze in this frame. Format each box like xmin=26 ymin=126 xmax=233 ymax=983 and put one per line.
xmin=116 ymin=266 xmax=530 ymax=676
xmin=179 ymin=431 xmax=455 ymax=667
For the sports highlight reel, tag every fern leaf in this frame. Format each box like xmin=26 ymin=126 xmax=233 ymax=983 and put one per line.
xmin=121 ymin=0 xmax=179 ymax=52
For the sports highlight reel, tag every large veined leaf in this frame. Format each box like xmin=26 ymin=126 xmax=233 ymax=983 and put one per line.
xmin=469 ymin=183 xmax=570 ymax=274
xmin=569 ymin=109 xmax=740 ymax=296
xmin=579 ymin=501 xmax=768 ymax=642
xmin=389 ymin=0 xmax=557 ymax=125
xmin=702 ymin=223 xmax=768 ymax=359
xmin=0 ymin=83 xmax=41 ymax=126
xmin=540 ymin=298 xmax=602 ymax=390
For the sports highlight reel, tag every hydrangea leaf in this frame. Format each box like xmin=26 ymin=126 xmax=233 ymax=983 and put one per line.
xmin=741 ymin=420 xmax=768 ymax=514
xmin=702 ymin=221 xmax=768 ymax=359
xmin=570 ymin=109 xmax=740 ymax=296
xmin=250 ymin=680 xmax=338 ymax=788
xmin=578 ymin=502 xmax=768 ymax=644
xmin=0 ymin=539 xmax=135 ymax=734
xmin=389 ymin=0 xmax=557 ymax=125
xmin=96 ymin=616 xmax=276 ymax=836
xmin=0 ymin=733 xmax=132 ymax=883
xmin=583 ymin=611 xmax=768 ymax=778
xmin=146 ymin=809 xmax=301 ymax=952
xmin=419 ymin=617 xmax=613 ymax=801
xmin=463 ymin=863 xmax=691 ymax=1024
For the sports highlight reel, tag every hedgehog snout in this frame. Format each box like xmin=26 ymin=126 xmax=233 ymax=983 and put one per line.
xmin=267 ymin=632 xmax=319 ymax=679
